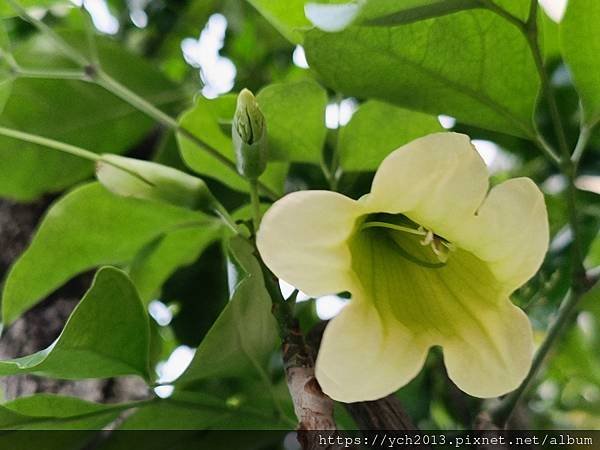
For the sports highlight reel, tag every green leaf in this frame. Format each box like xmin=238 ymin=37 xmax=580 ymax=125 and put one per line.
xmin=561 ymin=0 xmax=600 ymax=125
xmin=177 ymin=237 xmax=278 ymax=383
xmin=304 ymin=2 xmax=539 ymax=137
xmin=2 ymin=182 xmax=216 ymax=324
xmin=129 ymin=226 xmax=222 ymax=303
xmin=257 ymin=79 xmax=328 ymax=163
xmin=177 ymin=94 xmax=288 ymax=194
xmin=0 ymin=267 xmax=152 ymax=380
xmin=1 ymin=394 xmax=124 ymax=430
xmin=0 ymin=32 xmax=180 ymax=200
xmin=338 ymin=100 xmax=442 ymax=171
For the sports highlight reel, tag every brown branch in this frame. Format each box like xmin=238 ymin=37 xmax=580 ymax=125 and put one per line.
xmin=258 ymin=263 xmax=338 ymax=449
xmin=345 ymin=395 xmax=417 ymax=430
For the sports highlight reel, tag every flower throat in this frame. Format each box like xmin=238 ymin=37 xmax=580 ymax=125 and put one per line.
xmin=360 ymin=213 xmax=455 ymax=269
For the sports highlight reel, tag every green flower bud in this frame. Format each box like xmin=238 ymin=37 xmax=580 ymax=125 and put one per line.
xmin=96 ymin=154 xmax=216 ymax=212
xmin=232 ymin=88 xmax=268 ymax=180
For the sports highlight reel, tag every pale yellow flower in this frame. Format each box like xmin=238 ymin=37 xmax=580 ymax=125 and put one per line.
xmin=257 ymin=132 xmax=549 ymax=402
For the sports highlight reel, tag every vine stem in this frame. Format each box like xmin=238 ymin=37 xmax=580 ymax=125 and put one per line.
xmin=489 ymin=0 xmax=591 ymax=427
xmin=522 ymin=2 xmax=586 ymax=286
xmin=6 ymin=0 xmax=279 ymax=201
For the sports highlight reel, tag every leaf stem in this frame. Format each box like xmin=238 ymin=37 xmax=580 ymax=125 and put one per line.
xmin=13 ymin=67 xmax=89 ymax=81
xmin=0 ymin=126 xmax=100 ymax=161
xmin=484 ymin=0 xmax=593 ymax=428
xmin=6 ymin=0 xmax=89 ymax=66
xmin=478 ymin=0 xmax=525 ymax=30
xmin=572 ymin=117 xmax=598 ymax=169
xmin=520 ymin=0 xmax=587 ymax=289
xmin=249 ymin=179 xmax=262 ymax=232
xmin=80 ymin=4 xmax=100 ymax=66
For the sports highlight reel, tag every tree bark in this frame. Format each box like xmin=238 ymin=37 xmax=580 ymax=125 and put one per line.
xmin=345 ymin=395 xmax=417 ymax=430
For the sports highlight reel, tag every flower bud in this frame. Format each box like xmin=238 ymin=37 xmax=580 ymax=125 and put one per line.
xmin=96 ymin=154 xmax=216 ymax=212
xmin=232 ymin=88 xmax=268 ymax=180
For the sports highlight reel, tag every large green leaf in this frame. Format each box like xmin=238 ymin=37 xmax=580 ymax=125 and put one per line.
xmin=304 ymin=2 xmax=539 ymax=137
xmin=0 ymin=394 xmax=125 ymax=430
xmin=0 ymin=267 xmax=152 ymax=380
xmin=0 ymin=32 xmax=180 ymax=200
xmin=2 ymin=182 xmax=217 ymax=324
xmin=257 ymin=79 xmax=327 ymax=163
xmin=561 ymin=0 xmax=600 ymax=125
xmin=177 ymin=95 xmax=288 ymax=194
xmin=339 ymin=100 xmax=442 ymax=171
xmin=177 ymin=237 xmax=278 ymax=383
xmin=129 ymin=226 xmax=223 ymax=303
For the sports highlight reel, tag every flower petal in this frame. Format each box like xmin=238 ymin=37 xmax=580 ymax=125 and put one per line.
xmin=460 ymin=178 xmax=549 ymax=293
xmin=257 ymin=190 xmax=362 ymax=296
xmin=366 ymin=132 xmax=489 ymax=239
xmin=315 ymin=301 xmax=429 ymax=402
xmin=443 ymin=300 xmax=533 ymax=398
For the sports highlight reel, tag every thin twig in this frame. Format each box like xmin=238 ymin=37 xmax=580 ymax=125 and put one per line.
xmin=259 ymin=264 xmax=338 ymax=447
xmin=7 ymin=0 xmax=279 ymax=201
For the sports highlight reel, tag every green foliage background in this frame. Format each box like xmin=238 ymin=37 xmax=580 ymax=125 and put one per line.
xmin=0 ymin=0 xmax=598 ymax=442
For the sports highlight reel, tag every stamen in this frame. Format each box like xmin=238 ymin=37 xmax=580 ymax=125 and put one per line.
xmin=431 ymin=239 xmax=449 ymax=263
xmin=361 ymin=221 xmax=427 ymax=237
xmin=361 ymin=219 xmax=455 ymax=267
xmin=420 ymin=230 xmax=434 ymax=246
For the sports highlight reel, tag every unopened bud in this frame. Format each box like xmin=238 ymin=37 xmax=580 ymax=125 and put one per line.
xmin=96 ymin=154 xmax=216 ymax=212
xmin=232 ymin=88 xmax=268 ymax=179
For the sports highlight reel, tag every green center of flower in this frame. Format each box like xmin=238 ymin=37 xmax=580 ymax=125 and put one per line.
xmin=349 ymin=213 xmax=501 ymax=334
xmin=360 ymin=214 xmax=455 ymax=267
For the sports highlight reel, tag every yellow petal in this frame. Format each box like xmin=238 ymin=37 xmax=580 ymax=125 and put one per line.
xmin=315 ymin=301 xmax=429 ymax=402
xmin=366 ymin=132 xmax=489 ymax=240
xmin=256 ymin=190 xmax=362 ymax=296
xmin=460 ymin=178 xmax=549 ymax=293
xmin=443 ymin=300 xmax=533 ymax=398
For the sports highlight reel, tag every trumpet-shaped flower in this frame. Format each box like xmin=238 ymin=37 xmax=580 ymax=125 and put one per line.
xmin=257 ymin=132 xmax=548 ymax=402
